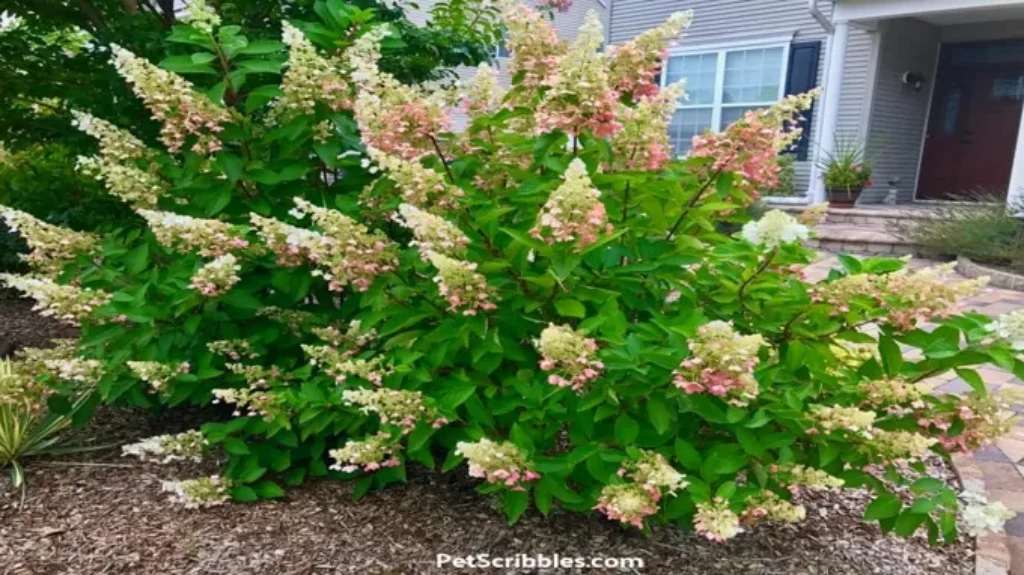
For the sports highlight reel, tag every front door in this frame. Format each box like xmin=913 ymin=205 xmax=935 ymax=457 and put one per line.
xmin=918 ymin=42 xmax=1024 ymax=201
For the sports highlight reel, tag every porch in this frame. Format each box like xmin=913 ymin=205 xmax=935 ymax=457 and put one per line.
xmin=813 ymin=0 xmax=1024 ymax=207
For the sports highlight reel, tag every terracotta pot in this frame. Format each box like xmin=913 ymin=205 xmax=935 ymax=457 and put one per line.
xmin=826 ymin=187 xmax=862 ymax=208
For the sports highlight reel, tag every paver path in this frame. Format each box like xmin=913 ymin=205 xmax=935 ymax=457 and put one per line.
xmin=807 ymin=254 xmax=1024 ymax=573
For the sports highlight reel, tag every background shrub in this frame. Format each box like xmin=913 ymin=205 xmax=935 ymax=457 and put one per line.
xmin=895 ymin=198 xmax=1024 ymax=274
xmin=2 ymin=0 xmax=1021 ymax=546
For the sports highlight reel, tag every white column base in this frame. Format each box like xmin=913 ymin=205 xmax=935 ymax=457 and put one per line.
xmin=809 ymin=20 xmax=851 ymax=204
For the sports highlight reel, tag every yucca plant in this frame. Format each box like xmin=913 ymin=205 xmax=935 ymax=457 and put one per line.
xmin=0 ymin=356 xmax=95 ymax=495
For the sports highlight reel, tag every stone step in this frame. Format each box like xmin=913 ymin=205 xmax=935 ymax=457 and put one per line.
xmin=771 ymin=204 xmax=936 ymax=229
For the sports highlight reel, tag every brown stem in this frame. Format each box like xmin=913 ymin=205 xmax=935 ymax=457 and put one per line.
xmin=430 ymin=136 xmax=455 ymax=183
xmin=665 ymin=167 xmax=724 ymax=241
xmin=737 ymin=248 xmax=777 ymax=310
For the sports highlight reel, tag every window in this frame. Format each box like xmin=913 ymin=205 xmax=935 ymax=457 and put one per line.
xmin=663 ymin=41 xmax=790 ymax=155
xmin=495 ymin=28 xmax=510 ymax=59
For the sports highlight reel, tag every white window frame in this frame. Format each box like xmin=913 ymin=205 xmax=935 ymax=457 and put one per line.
xmin=662 ymin=37 xmax=794 ymax=153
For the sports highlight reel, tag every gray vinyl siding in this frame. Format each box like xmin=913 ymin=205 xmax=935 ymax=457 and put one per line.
xmin=609 ymin=0 xmax=877 ymax=199
xmin=862 ymin=18 xmax=940 ymax=203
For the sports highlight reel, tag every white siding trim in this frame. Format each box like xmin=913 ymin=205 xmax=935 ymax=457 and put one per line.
xmin=858 ymin=30 xmax=882 ymax=142
xmin=911 ymin=43 xmax=944 ymax=201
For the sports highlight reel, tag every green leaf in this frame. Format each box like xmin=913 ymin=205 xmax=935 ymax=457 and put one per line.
xmin=535 ymin=480 xmax=553 ymax=515
xmin=735 ymin=428 xmax=764 ymax=457
xmin=554 ymin=298 xmax=586 ymax=318
xmin=252 ymin=480 xmax=285 ymax=499
xmin=504 ymin=489 xmax=529 ymax=524
xmin=159 ymin=55 xmax=216 ymax=74
xmin=124 ymin=243 xmax=149 ymax=275
xmin=614 ymin=413 xmax=639 ymax=445
xmin=864 ymin=493 xmax=902 ymax=520
xmin=222 ymin=437 xmax=250 ymax=455
xmin=239 ymin=40 xmax=286 ymax=55
xmin=955 ymin=368 xmax=987 ymax=396
xmin=879 ymin=336 xmax=903 ymax=376
xmin=894 ymin=512 xmax=927 ymax=537
xmin=674 ymin=439 xmax=702 ymax=472
xmin=245 ymin=85 xmax=285 ymax=112
xmin=646 ymin=397 xmax=672 ymax=435
xmin=237 ymin=59 xmax=282 ymax=74
xmin=231 ymin=485 xmax=258 ymax=502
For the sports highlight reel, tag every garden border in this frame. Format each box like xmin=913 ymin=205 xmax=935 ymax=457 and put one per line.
xmin=957 ymin=257 xmax=1024 ymax=293
xmin=952 ymin=453 xmax=1012 ymax=575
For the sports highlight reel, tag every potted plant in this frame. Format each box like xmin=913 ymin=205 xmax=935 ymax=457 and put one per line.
xmin=819 ymin=140 xmax=873 ymax=208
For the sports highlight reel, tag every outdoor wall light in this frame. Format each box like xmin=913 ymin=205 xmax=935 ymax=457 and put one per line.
xmin=902 ymin=71 xmax=927 ymax=92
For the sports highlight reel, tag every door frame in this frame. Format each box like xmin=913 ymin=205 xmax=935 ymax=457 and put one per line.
xmin=914 ymin=39 xmax=1024 ymax=202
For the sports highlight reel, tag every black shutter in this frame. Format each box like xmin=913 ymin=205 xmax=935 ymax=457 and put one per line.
xmin=784 ymin=41 xmax=822 ymax=161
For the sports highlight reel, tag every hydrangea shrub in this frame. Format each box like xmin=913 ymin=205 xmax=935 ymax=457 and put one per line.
xmin=3 ymin=0 xmax=1024 ymax=544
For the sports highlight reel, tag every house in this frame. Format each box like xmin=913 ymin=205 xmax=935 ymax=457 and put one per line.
xmin=608 ymin=0 xmax=1024 ymax=208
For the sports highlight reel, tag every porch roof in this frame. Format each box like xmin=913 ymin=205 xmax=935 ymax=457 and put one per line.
xmin=835 ymin=0 xmax=1024 ymax=25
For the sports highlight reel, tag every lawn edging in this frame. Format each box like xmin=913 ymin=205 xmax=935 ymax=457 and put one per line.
xmin=957 ymin=257 xmax=1024 ymax=292
xmin=952 ymin=452 xmax=1012 ymax=575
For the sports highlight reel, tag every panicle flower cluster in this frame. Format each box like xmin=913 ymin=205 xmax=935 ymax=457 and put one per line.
xmin=618 ymin=450 xmax=688 ymax=495
xmin=393 ymin=203 xmax=469 ymax=260
xmin=268 ymin=23 xmax=350 ymax=124
xmin=693 ymin=498 xmax=743 ymax=542
xmin=342 ymin=388 xmax=446 ymax=432
xmin=189 ymin=254 xmax=241 ymax=297
xmin=212 ymin=387 xmax=284 ymax=420
xmin=138 ymin=209 xmax=249 ymax=257
xmin=461 ymin=63 xmax=505 ymax=123
xmin=455 ymin=438 xmax=540 ymax=490
xmin=987 ymin=310 xmax=1024 ymax=351
xmin=813 ymin=264 xmax=987 ymax=330
xmin=122 ymin=430 xmax=206 ymax=464
xmin=859 ymin=377 xmax=923 ymax=408
xmin=249 ymin=214 xmax=321 ymax=266
xmin=536 ymin=12 xmax=619 ymax=138
xmin=797 ymin=202 xmax=830 ymax=226
xmin=71 ymin=111 xmax=150 ymax=163
xmin=606 ymin=11 xmax=691 ymax=99
xmin=349 ymin=28 xmax=452 ymax=160
xmin=426 ymin=251 xmax=497 ymax=316
xmin=536 ymin=0 xmax=574 ymax=12
xmin=181 ymin=0 xmax=221 ymax=32
xmin=0 ymin=358 xmax=53 ymax=415
xmin=866 ymin=429 xmax=936 ymax=461
xmin=77 ymin=156 xmax=166 ymax=208
xmin=530 ymin=159 xmax=612 ymax=249
xmin=257 ymin=306 xmax=316 ymax=335
xmin=302 ymin=344 xmax=392 ymax=385
xmin=111 ymin=45 xmax=230 ymax=155
xmin=535 ymin=323 xmax=603 ymax=392
xmin=207 ymin=339 xmax=259 ymax=361
xmin=808 ymin=404 xmax=877 ymax=435
xmin=501 ymin=0 xmax=567 ymax=91
xmin=363 ymin=148 xmax=463 ymax=211
xmin=673 ymin=321 xmax=765 ymax=406
xmin=918 ymin=391 xmax=1016 ymax=453
xmin=740 ymin=209 xmax=810 ymax=249
xmin=610 ymin=83 xmax=684 ymax=171
xmin=594 ymin=483 xmax=660 ymax=529
xmin=312 ymin=320 xmax=377 ymax=353
xmin=162 ymin=475 xmax=230 ymax=509
xmin=772 ymin=464 xmax=845 ymax=495
xmin=0 ymin=205 xmax=97 ymax=276
xmin=291 ymin=198 xmax=398 ymax=292
xmin=772 ymin=464 xmax=845 ymax=493
xmin=41 ymin=357 xmax=103 ymax=385
xmin=881 ymin=264 xmax=988 ymax=330
xmin=225 ymin=362 xmax=284 ymax=389
xmin=960 ymin=489 xmax=1017 ymax=537
xmin=742 ymin=491 xmax=806 ymax=524
xmin=691 ymin=91 xmax=818 ymax=196
xmin=128 ymin=360 xmax=189 ymax=392
xmin=0 ymin=274 xmax=111 ymax=325
xmin=329 ymin=431 xmax=400 ymax=473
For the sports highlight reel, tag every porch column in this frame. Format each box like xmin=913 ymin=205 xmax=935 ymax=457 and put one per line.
xmin=1008 ymin=105 xmax=1024 ymax=213
xmin=809 ymin=19 xmax=850 ymax=204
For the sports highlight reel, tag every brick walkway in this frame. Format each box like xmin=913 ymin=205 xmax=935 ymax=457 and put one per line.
xmin=807 ymin=254 xmax=1024 ymax=573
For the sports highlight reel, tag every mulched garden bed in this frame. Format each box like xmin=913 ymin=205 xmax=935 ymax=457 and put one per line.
xmin=0 ymin=298 xmax=976 ymax=574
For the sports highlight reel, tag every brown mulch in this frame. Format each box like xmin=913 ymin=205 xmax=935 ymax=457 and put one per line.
xmin=0 ymin=297 xmax=80 ymax=357
xmin=0 ymin=301 xmax=975 ymax=574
